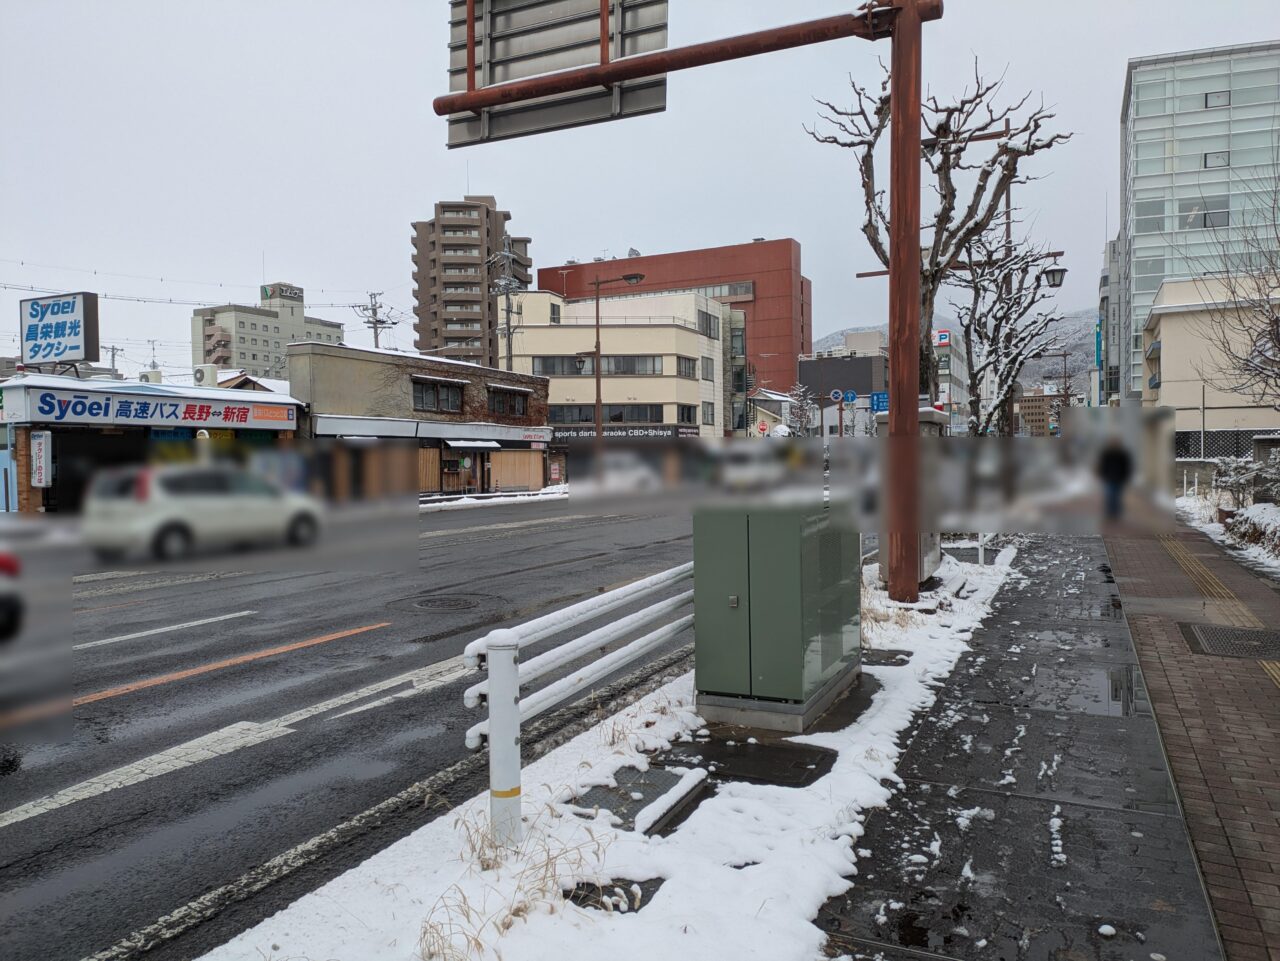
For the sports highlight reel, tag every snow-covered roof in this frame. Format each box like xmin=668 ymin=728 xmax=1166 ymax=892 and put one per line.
xmin=752 ymin=388 xmax=791 ymax=402
xmin=0 ymin=372 xmax=302 ymax=406
xmin=217 ymin=370 xmax=291 ymax=394
xmin=286 ymin=340 xmax=496 ymax=370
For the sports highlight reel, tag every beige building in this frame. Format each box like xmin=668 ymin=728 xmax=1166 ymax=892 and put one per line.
xmin=1143 ymin=277 xmax=1280 ymax=458
xmin=506 ymin=289 xmax=729 ymax=441
xmin=191 ymin=283 xmax=344 ymax=378
xmin=411 ymin=195 xmax=531 ymax=368
xmin=286 ymin=342 xmax=551 ymax=494
xmin=843 ymin=328 xmax=888 ymax=356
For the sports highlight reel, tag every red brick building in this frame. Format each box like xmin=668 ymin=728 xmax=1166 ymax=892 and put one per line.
xmin=538 ymin=239 xmax=812 ymax=393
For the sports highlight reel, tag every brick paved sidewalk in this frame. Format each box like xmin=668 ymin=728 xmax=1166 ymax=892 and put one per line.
xmin=1107 ymin=521 xmax=1280 ymax=961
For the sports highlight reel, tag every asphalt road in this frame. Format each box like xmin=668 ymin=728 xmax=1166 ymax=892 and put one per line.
xmin=0 ymin=496 xmax=694 ymax=961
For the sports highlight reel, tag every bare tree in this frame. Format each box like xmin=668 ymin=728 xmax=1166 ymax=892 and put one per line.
xmin=1182 ymin=158 xmax=1280 ymax=407
xmin=950 ymin=227 xmax=1064 ymax=436
xmin=786 ymin=382 xmax=818 ymax=437
xmin=807 ymin=62 xmax=1071 ymax=395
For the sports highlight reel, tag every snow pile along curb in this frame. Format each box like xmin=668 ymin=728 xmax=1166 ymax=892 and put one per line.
xmin=198 ymin=549 xmax=1017 ymax=961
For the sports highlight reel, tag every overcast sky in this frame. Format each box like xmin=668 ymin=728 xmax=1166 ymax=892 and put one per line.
xmin=2 ymin=0 xmax=1276 ymax=377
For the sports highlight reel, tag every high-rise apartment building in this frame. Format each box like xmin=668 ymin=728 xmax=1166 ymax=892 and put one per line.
xmin=1113 ymin=40 xmax=1280 ymax=401
xmin=411 ymin=195 xmax=531 ymax=368
xmin=191 ymin=283 xmax=344 ymax=378
xmin=1098 ymin=237 xmax=1123 ymax=402
xmin=539 ymin=239 xmax=812 ymax=397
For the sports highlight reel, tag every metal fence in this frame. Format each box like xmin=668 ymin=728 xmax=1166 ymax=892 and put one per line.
xmin=1175 ymin=429 xmax=1268 ymax=460
xmin=462 ymin=563 xmax=693 ymax=844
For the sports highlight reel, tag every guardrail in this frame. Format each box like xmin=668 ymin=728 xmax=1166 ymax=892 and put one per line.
xmin=463 ymin=562 xmax=694 ymax=844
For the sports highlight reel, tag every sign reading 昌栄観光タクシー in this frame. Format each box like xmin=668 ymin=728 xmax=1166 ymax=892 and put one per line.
xmin=23 ymin=388 xmax=297 ymax=431
xmin=20 ymin=292 xmax=100 ymax=364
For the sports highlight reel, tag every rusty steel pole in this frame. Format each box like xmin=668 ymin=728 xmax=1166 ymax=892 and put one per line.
xmin=886 ymin=0 xmax=926 ymax=603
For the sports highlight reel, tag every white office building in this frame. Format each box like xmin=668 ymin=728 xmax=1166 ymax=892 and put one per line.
xmin=191 ymin=282 xmax=345 ymax=379
xmin=1114 ymin=40 xmax=1280 ymax=401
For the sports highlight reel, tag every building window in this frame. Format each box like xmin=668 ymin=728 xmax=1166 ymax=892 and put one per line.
xmin=1205 ymin=90 xmax=1230 ymax=109
xmin=548 ymin=404 xmax=662 ymax=424
xmin=732 ymin=367 xmax=746 ymax=392
xmin=237 ymin=320 xmax=245 ymax=329
xmin=1134 ymin=199 xmax=1165 ymax=235
xmin=550 ymin=303 xmax=561 ymax=325
xmin=702 ymin=402 xmax=716 ymax=426
xmin=601 ymin=355 xmax=662 ymax=375
xmin=238 ymin=351 xmax=245 ymax=359
xmin=251 ymin=338 xmax=257 ymax=346
xmin=488 ymin=389 xmax=528 ymax=416
xmin=533 ymin=356 xmax=592 ymax=376
xmin=677 ymin=356 xmax=697 ymax=379
xmin=250 ymin=322 xmax=258 ymax=330
xmin=251 ymin=353 xmax=257 ymax=360
xmin=1178 ymin=195 xmax=1229 ymax=230
xmin=1204 ymin=150 xmax=1230 ymax=168
xmin=238 ymin=336 xmax=245 ymax=344
xmin=701 ymin=356 xmax=715 ymax=381
xmin=696 ymin=309 xmax=721 ymax=339
xmin=677 ymin=404 xmax=697 ymax=425
xmin=413 ymin=380 xmax=463 ymax=413
xmin=730 ymin=329 xmax=745 ymax=355
xmin=273 ymin=326 xmax=280 ymax=333
xmin=1136 ymin=257 xmax=1167 ymax=291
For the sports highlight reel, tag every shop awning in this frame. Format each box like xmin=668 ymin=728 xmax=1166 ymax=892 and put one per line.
xmin=445 ymin=439 xmax=501 ymax=449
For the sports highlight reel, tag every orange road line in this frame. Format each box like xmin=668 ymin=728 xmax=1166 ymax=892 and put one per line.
xmin=0 ymin=622 xmax=391 ymax=730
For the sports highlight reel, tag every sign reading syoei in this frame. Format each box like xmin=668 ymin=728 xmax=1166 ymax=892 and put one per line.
xmin=20 ymin=292 xmax=100 ymax=364
xmin=30 ymin=388 xmax=296 ymax=430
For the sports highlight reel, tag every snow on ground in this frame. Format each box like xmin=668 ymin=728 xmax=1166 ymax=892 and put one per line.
xmin=420 ymin=484 xmax=570 ymax=513
xmin=1177 ymin=494 xmax=1280 ymax=579
xmin=198 ymin=549 xmax=1017 ymax=961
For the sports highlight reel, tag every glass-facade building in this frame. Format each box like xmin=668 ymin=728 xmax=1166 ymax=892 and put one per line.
xmin=1114 ymin=41 xmax=1280 ymax=401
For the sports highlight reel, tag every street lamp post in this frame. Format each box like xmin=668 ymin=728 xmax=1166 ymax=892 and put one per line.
xmin=587 ymin=272 xmax=645 ymax=465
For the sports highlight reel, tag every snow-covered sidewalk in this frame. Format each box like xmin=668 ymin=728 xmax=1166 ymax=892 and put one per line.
xmin=420 ymin=484 xmax=569 ymax=513
xmin=198 ymin=552 xmax=1017 ymax=961
xmin=1177 ymin=493 xmax=1280 ymax=579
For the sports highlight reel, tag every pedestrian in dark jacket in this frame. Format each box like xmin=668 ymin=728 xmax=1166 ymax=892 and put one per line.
xmin=1097 ymin=437 xmax=1134 ymax=521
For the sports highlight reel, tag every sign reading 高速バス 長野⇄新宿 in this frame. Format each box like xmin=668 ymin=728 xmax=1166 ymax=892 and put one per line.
xmin=28 ymin=388 xmax=296 ymax=431
xmin=19 ymin=292 xmax=100 ymax=364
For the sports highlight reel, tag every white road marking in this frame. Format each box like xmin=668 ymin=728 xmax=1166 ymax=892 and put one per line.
xmin=0 ymin=722 xmax=292 ymax=830
xmin=74 ymin=611 xmax=258 ymax=651
xmin=72 ymin=570 xmax=249 ymax=599
xmin=328 ymin=659 xmax=471 ymax=719
xmin=0 ymin=656 xmax=473 ymax=831
xmin=419 ymin=514 xmax=608 ymax=539
xmin=72 ymin=570 xmax=160 ymax=583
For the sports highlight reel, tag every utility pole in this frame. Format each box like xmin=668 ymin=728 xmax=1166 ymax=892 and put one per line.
xmin=102 ymin=345 xmax=121 ymax=377
xmin=355 ymin=292 xmax=394 ymax=349
xmin=489 ymin=236 xmax=526 ymax=371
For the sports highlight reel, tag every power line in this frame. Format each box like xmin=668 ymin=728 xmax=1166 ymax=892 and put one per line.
xmin=0 ymin=257 xmax=377 ymax=295
xmin=0 ymin=281 xmax=365 ymax=310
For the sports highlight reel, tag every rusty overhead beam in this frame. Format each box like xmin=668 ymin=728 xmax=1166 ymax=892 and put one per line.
xmin=434 ymin=3 xmax=943 ymax=117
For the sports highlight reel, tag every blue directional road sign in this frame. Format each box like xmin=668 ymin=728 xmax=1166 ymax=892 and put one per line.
xmin=870 ymin=391 xmax=889 ymax=413
xmin=843 ymin=389 xmax=858 ymax=404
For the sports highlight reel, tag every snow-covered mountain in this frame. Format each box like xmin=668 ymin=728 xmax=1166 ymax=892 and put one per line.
xmin=812 ymin=308 xmax=1099 ymax=385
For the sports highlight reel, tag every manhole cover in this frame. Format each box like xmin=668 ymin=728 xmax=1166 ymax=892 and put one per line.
xmin=413 ymin=595 xmax=481 ymax=612
xmin=1182 ymin=623 xmax=1280 ymax=658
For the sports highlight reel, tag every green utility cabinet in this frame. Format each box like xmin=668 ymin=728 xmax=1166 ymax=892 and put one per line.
xmin=693 ymin=500 xmax=860 ymax=732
